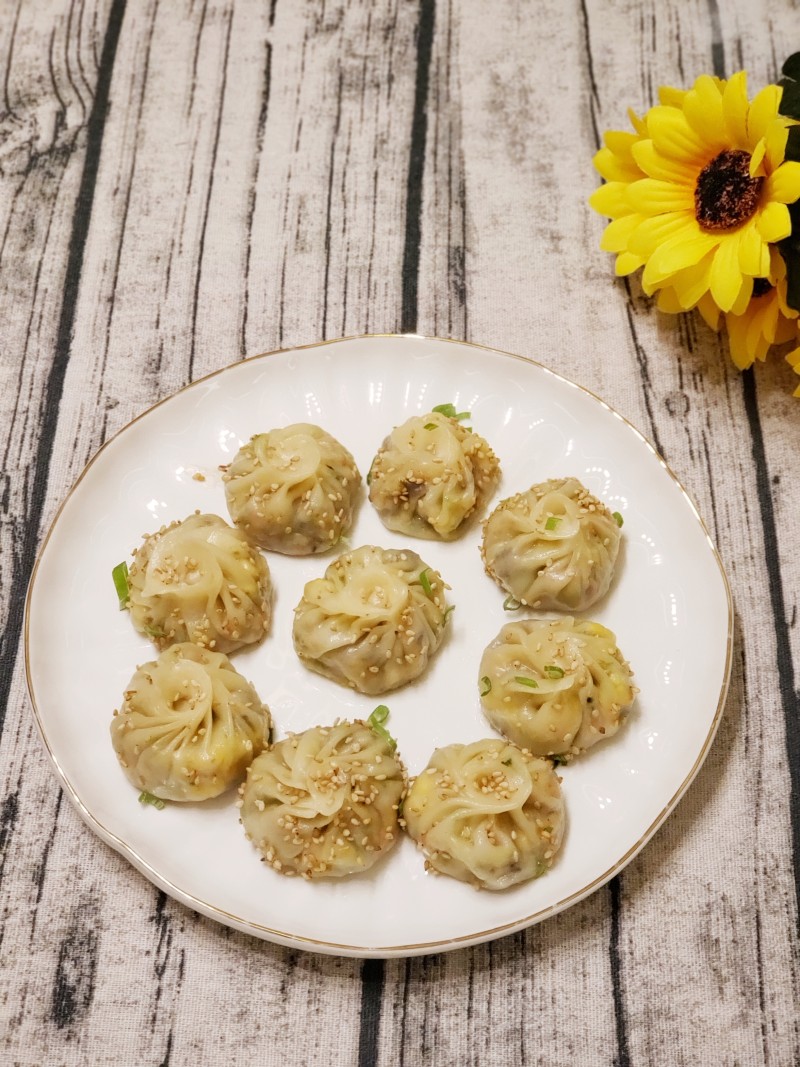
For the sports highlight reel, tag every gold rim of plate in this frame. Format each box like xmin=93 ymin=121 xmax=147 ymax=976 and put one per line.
xmin=23 ymin=333 xmax=735 ymax=957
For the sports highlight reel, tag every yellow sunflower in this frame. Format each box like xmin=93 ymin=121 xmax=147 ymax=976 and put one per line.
xmin=590 ymin=72 xmax=800 ymax=313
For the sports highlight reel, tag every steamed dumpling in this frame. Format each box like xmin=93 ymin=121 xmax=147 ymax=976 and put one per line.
xmin=292 ymin=545 xmax=451 ymax=695
xmin=110 ymin=643 xmax=271 ymax=801
xmin=239 ymin=720 xmax=406 ymax=879
xmin=368 ymin=409 xmax=500 ymax=540
xmin=481 ymin=477 xmax=621 ymax=610
xmin=478 ymin=617 xmax=636 ymax=758
xmin=403 ymin=739 xmax=565 ymax=890
xmin=128 ymin=512 xmax=272 ymax=654
xmin=223 ymin=424 xmax=361 ymax=555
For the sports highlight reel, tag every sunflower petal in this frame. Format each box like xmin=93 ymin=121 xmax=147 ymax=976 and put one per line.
xmin=659 ymin=86 xmax=688 ymax=108
xmin=765 ymin=161 xmax=800 ymax=205
xmin=646 ymin=106 xmax=712 ymax=164
xmin=696 ymin=291 xmax=721 ymax=330
xmin=656 ymin=288 xmax=683 ymax=313
xmin=627 ymin=212 xmax=697 ymax=256
xmin=709 ymin=237 xmax=745 ymax=312
xmin=725 ymin=314 xmax=753 ymax=368
xmin=642 ymin=232 xmax=719 ymax=288
xmin=626 ymin=178 xmax=694 ymax=214
xmin=722 ymin=71 xmax=749 ymax=149
xmin=730 ymin=275 xmax=754 ymax=316
xmin=631 ymin=139 xmax=696 ymax=184
xmin=627 ymin=108 xmax=648 ymax=137
xmin=737 ymin=219 xmax=770 ymax=277
xmin=589 ymin=181 xmax=631 ymax=218
xmin=672 ymin=253 xmax=716 ymax=308
xmin=765 ymin=120 xmax=789 ymax=173
xmin=593 ymin=146 xmax=643 ymax=183
xmin=749 ymin=139 xmax=767 ymax=177
xmin=757 ymin=201 xmax=791 ymax=242
xmin=600 ymin=214 xmax=641 ymax=253
xmin=775 ymin=315 xmax=797 ymax=344
xmin=785 ymin=346 xmax=800 ymax=396
xmin=683 ymin=75 xmax=727 ymax=147
xmin=748 ymin=84 xmax=782 ymax=148
xmin=614 ymin=251 xmax=645 ymax=276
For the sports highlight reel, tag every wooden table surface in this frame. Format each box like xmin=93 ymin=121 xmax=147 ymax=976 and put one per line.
xmin=2 ymin=1 xmax=799 ymax=1064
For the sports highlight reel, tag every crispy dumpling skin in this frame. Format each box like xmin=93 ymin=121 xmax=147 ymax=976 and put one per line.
xmin=368 ymin=410 xmax=500 ymax=540
xmin=128 ymin=512 xmax=272 ymax=654
xmin=404 ymin=739 xmax=565 ymax=890
xmin=110 ymin=643 xmax=271 ymax=802
xmin=478 ymin=617 xmax=635 ymax=758
xmin=481 ymin=477 xmax=621 ymax=611
xmin=239 ymin=720 xmax=406 ymax=879
xmin=223 ymin=424 xmax=361 ymax=555
xmin=292 ymin=545 xmax=451 ymax=695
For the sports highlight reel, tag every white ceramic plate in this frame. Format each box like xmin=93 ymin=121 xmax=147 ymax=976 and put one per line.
xmin=25 ymin=335 xmax=732 ymax=957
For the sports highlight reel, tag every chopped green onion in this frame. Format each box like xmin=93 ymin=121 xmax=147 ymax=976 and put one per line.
xmin=535 ymin=859 xmax=548 ymax=878
xmin=138 ymin=791 xmax=165 ymax=810
xmin=368 ymin=705 xmax=397 ymax=751
xmin=514 ymin=676 xmax=539 ymax=688
xmin=501 ymin=758 xmax=512 ymax=766
xmin=419 ymin=569 xmax=434 ymax=597
xmin=544 ymin=665 xmax=565 ymax=679
xmin=612 ymin=511 xmax=624 ymax=527
xmin=545 ymin=516 xmax=562 ymax=531
xmin=503 ymin=594 xmax=522 ymax=611
xmin=479 ymin=676 xmax=492 ymax=696
xmin=432 ymin=403 xmax=470 ymax=421
xmin=424 ymin=422 xmax=437 ymax=430
xmin=143 ymin=624 xmax=165 ymax=638
xmin=112 ymin=561 xmax=130 ymax=610
xmin=551 ymin=754 xmax=569 ymax=766
xmin=443 ymin=605 xmax=455 ymax=623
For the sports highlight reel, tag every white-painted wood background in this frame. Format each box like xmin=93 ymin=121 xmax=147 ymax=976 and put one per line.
xmin=1 ymin=1 xmax=798 ymax=1064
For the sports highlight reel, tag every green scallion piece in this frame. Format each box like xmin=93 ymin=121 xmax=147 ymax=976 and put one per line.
xmin=424 ymin=422 xmax=437 ymax=430
xmin=613 ymin=511 xmax=624 ymax=527
xmin=501 ymin=758 xmax=512 ymax=766
xmin=368 ymin=705 xmax=397 ymax=751
xmin=479 ymin=676 xmax=492 ymax=696
xmin=551 ymin=754 xmax=569 ymax=766
xmin=419 ymin=569 xmax=434 ymax=597
xmin=366 ymin=458 xmax=376 ymax=486
xmin=545 ymin=516 xmax=562 ymax=531
xmin=544 ymin=665 xmax=565 ymax=679
xmin=514 ymin=676 xmax=539 ymax=688
xmin=112 ymin=561 xmax=130 ymax=609
xmin=431 ymin=403 xmax=470 ymax=421
xmin=139 ymin=791 xmax=165 ymax=810
xmin=443 ymin=605 xmax=455 ymax=623
xmin=503 ymin=594 xmax=522 ymax=611
xmin=143 ymin=624 xmax=165 ymax=638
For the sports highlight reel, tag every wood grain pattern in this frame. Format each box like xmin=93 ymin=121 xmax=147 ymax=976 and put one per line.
xmin=1 ymin=0 xmax=798 ymax=1064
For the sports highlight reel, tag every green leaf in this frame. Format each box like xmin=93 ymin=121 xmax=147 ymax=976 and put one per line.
xmin=112 ymin=561 xmax=130 ymax=609
xmin=139 ymin=791 xmax=165 ymax=810
xmin=502 ymin=594 xmax=522 ymax=611
xmin=612 ymin=511 xmax=624 ymax=527
xmin=778 ymin=199 xmax=800 ymax=311
xmin=782 ymin=52 xmax=800 ymax=81
xmin=784 ymin=125 xmax=800 ymax=164
xmin=424 ymin=422 xmax=437 ymax=430
xmin=479 ymin=676 xmax=492 ymax=696
xmin=368 ymin=705 xmax=397 ymax=751
xmin=779 ymin=77 xmax=800 ymax=122
xmin=545 ymin=516 xmax=561 ymax=531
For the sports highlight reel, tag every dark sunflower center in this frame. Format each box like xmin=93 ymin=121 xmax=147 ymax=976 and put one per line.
xmin=751 ymin=277 xmax=773 ymax=298
xmin=694 ymin=149 xmax=764 ymax=232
